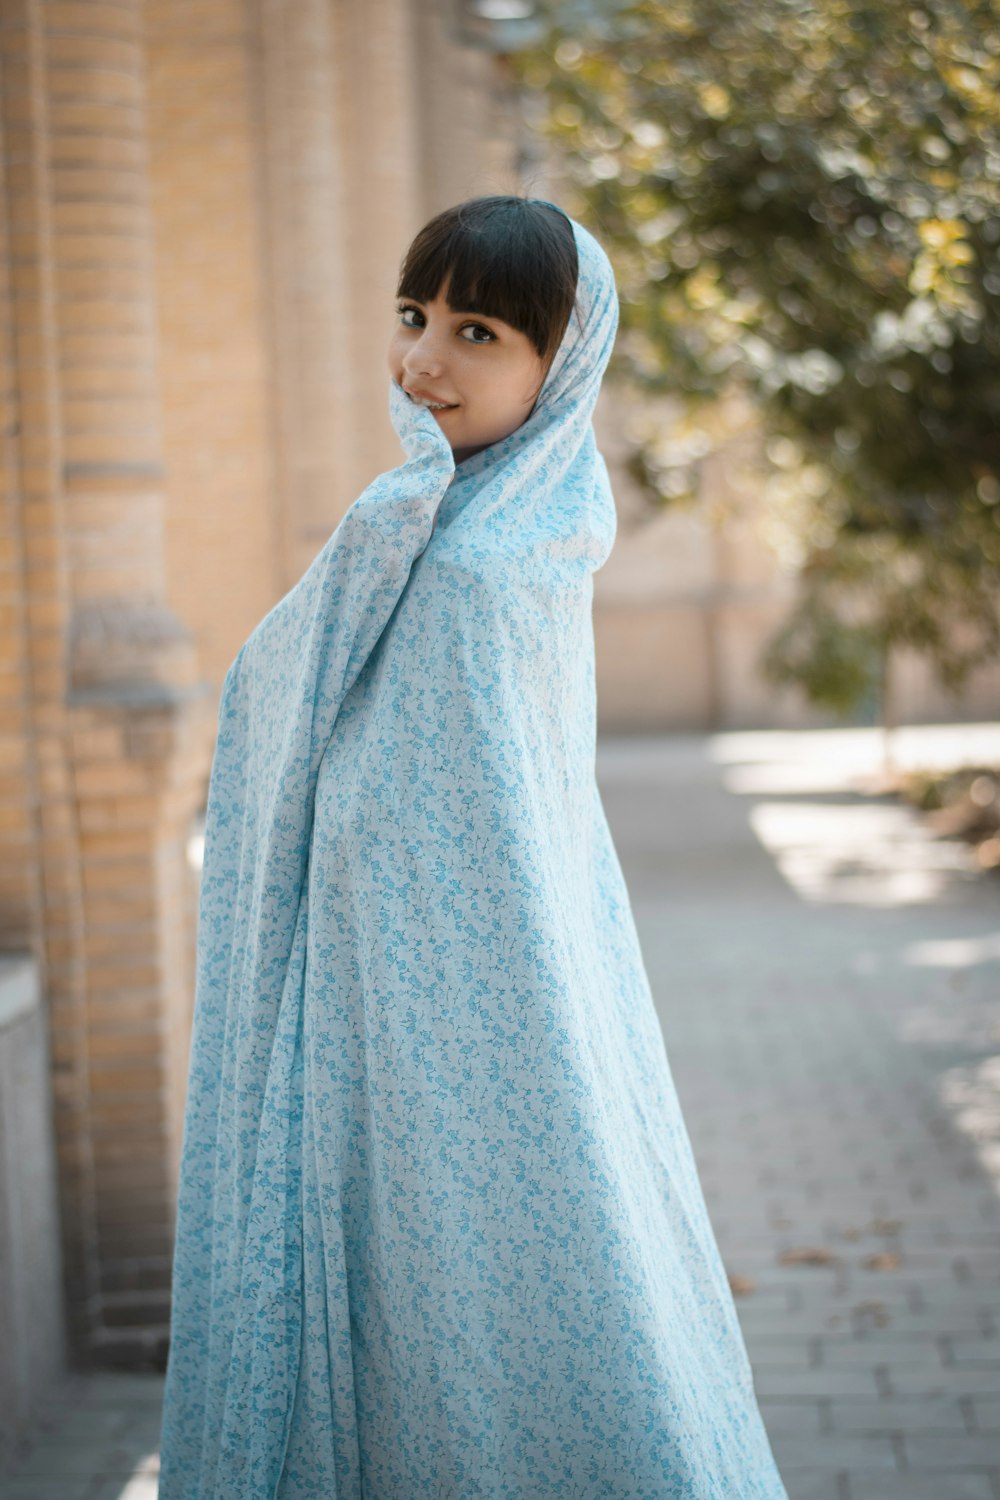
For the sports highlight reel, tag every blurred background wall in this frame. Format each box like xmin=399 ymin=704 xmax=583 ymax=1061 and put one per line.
xmin=0 ymin=0 xmax=552 ymax=1418
xmin=0 ymin=0 xmax=996 ymax=1423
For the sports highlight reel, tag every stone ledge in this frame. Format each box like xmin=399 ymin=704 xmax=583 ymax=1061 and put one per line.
xmin=0 ymin=954 xmax=39 ymax=1032
xmin=66 ymin=680 xmax=214 ymax=711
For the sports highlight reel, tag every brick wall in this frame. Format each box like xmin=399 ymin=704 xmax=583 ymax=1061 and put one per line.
xmin=0 ymin=0 xmax=532 ymax=1370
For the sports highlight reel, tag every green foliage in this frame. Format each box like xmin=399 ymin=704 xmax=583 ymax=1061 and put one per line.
xmin=510 ymin=0 xmax=1000 ymax=717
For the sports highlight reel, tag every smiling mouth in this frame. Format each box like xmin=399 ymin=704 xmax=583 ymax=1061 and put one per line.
xmin=404 ymin=390 xmax=459 ymax=411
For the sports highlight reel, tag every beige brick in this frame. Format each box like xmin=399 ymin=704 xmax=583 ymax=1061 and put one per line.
xmin=0 ymin=735 xmax=29 ymax=771
xmin=85 ymin=959 xmax=161 ymax=991
xmin=50 ymin=1028 xmax=86 ymax=1069
xmin=83 ymin=922 xmax=156 ymax=960
xmin=60 ymin=331 xmax=148 ymax=365
xmin=46 ymin=36 xmax=142 ymax=73
xmin=0 ymin=675 xmax=26 ymax=708
xmin=0 ymin=803 xmax=32 ymax=835
xmin=21 ymin=543 xmax=64 ymax=585
xmin=78 ymin=796 xmax=158 ymax=832
xmin=29 ymin=667 xmax=66 ymax=700
xmin=88 ymin=1090 xmax=164 ymax=1125
xmin=0 ymin=534 xmax=21 ymax=570
xmin=52 ymin=297 xmax=151 ymax=341
xmin=69 ymin=726 xmax=125 ymax=760
xmin=48 ymin=101 xmax=142 ymax=138
xmin=95 ymin=1195 xmax=171 ymax=1232
xmin=50 ymin=134 xmax=145 ymax=176
xmin=79 ymin=828 xmax=152 ymax=858
xmin=60 ymin=358 xmax=154 ymax=395
xmin=25 ymin=595 xmax=63 ymax=631
xmin=0 ymin=27 xmax=29 ymax=63
xmin=87 ymin=1063 xmax=162 ymax=1093
xmin=92 ymin=1133 xmax=167 ymax=1166
xmin=52 ymin=196 xmax=144 ymax=236
xmin=81 ymin=856 xmax=155 ymax=893
xmin=9 ymin=258 xmax=43 ymax=300
xmin=86 ymin=1028 xmax=162 ymax=1062
xmin=47 ymin=933 xmax=80 ymax=966
xmin=57 ymin=264 xmax=150 ymax=302
xmin=0 ymin=902 xmax=36 ymax=941
xmin=124 ymin=724 xmax=177 ymax=760
xmin=37 ymin=762 xmax=70 ymax=798
xmin=74 ymin=761 xmax=152 ymax=798
xmin=85 ymin=894 xmax=157 ymax=925
xmin=46 ymin=1 xmax=141 ymax=33
xmin=95 ymin=1225 xmax=173 ymax=1261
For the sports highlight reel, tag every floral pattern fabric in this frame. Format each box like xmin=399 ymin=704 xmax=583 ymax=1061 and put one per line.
xmin=158 ymin=210 xmax=789 ymax=1499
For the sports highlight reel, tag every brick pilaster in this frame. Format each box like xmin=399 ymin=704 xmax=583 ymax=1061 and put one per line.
xmin=0 ymin=0 xmax=213 ymax=1368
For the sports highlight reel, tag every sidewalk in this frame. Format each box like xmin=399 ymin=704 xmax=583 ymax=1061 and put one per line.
xmin=598 ymin=724 xmax=1000 ymax=1500
xmin=1 ymin=1371 xmax=163 ymax=1498
xmin=4 ymin=723 xmax=999 ymax=1500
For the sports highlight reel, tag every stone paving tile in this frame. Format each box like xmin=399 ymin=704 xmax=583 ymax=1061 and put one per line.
xmin=841 ymin=1311 xmax=993 ymax=1339
xmin=782 ymin=1474 xmax=845 ymax=1500
xmin=951 ymin=1337 xmax=1000 ymax=1364
xmin=64 ymin=1374 xmax=165 ymax=1407
xmin=752 ymin=1367 xmax=884 ymax=1398
xmin=740 ymin=1336 xmax=819 ymax=1368
xmin=767 ymin=1433 xmax=899 ymax=1470
xmin=755 ymin=1399 xmax=825 ymax=1435
xmin=842 ymin=1474 xmax=997 ymax=1500
xmin=0 ymin=1483 xmax=97 ymax=1500
xmin=825 ymin=1396 xmax=972 ymax=1433
xmin=902 ymin=1433 xmax=1000 ymax=1468
xmin=5 ymin=1443 xmax=123 ymax=1480
xmin=87 ymin=1480 xmax=160 ymax=1500
xmin=885 ymin=1365 xmax=1000 ymax=1396
xmin=971 ymin=1399 xmax=1000 ymax=1430
xmin=816 ymin=1334 xmax=950 ymax=1367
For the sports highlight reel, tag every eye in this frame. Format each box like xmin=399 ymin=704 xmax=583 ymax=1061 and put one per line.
xmin=397 ymin=302 xmax=422 ymax=329
xmin=395 ymin=302 xmax=496 ymax=345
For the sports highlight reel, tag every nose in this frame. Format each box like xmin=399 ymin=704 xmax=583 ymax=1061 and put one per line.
xmin=403 ymin=324 xmax=447 ymax=380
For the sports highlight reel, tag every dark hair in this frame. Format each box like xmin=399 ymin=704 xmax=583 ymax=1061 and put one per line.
xmin=395 ymin=195 xmax=580 ymax=378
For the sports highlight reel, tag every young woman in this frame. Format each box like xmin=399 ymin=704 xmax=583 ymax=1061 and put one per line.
xmin=158 ymin=195 xmax=789 ymax=1499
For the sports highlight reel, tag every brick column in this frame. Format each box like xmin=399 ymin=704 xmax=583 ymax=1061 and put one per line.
xmin=248 ymin=0 xmax=355 ymax=585
xmin=0 ymin=0 xmax=214 ymax=1366
xmin=330 ymin=0 xmax=425 ymax=500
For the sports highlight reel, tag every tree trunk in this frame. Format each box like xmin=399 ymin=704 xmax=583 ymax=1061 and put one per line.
xmin=880 ymin=642 xmax=896 ymax=782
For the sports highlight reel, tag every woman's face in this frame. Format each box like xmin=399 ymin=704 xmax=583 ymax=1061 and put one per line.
xmin=388 ymin=273 xmax=548 ymax=464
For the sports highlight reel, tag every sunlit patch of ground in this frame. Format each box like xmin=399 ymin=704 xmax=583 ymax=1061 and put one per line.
xmin=711 ymin=721 xmax=1000 ymax=906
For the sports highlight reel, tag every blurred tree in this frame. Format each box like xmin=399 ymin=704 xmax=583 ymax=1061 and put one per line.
xmin=510 ymin=0 xmax=1000 ymax=738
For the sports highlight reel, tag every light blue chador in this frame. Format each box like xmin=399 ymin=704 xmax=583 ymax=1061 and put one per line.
xmin=158 ymin=210 xmax=788 ymax=1500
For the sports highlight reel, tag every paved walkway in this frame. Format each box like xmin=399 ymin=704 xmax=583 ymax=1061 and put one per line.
xmin=4 ymin=724 xmax=999 ymax=1500
xmin=599 ymin=725 xmax=1000 ymax=1500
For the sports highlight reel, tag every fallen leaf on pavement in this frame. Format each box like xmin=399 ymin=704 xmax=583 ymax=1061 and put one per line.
xmin=861 ymin=1251 xmax=903 ymax=1270
xmin=777 ymin=1246 xmax=841 ymax=1265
